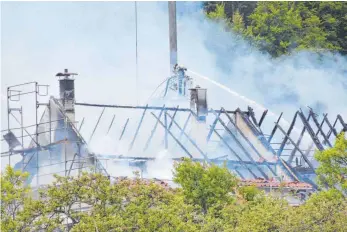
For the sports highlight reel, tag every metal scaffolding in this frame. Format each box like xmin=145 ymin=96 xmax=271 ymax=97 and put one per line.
xmin=1 ymin=82 xmax=109 ymax=188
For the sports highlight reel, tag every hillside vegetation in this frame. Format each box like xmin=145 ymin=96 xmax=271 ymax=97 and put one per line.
xmin=1 ymin=133 xmax=346 ymax=231
xmin=204 ymin=1 xmax=347 ymax=57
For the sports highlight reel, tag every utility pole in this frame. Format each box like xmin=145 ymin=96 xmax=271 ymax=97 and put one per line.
xmin=168 ymin=1 xmax=177 ymax=74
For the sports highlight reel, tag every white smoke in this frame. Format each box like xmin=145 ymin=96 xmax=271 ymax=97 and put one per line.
xmin=1 ymin=2 xmax=347 ymax=179
xmin=146 ymin=149 xmax=174 ymax=180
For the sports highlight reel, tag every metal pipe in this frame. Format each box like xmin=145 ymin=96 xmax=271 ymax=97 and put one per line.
xmin=0 ymin=118 xmax=67 ymax=132
xmin=9 ymin=112 xmax=39 ymax=147
xmin=9 ymin=90 xmax=37 ymax=97
xmin=7 ymin=81 xmax=37 ymax=88
xmin=67 ymin=153 xmax=77 ymax=176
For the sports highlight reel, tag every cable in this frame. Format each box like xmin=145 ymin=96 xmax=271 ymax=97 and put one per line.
xmin=135 ymin=1 xmax=139 ymax=105
xmin=145 ymin=76 xmax=171 ymax=104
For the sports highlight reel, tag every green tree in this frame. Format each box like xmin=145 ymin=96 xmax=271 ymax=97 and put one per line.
xmin=237 ymin=185 xmax=260 ymax=202
xmin=173 ymin=158 xmax=238 ymax=214
xmin=204 ymin=1 xmax=257 ymax=27
xmin=303 ymin=2 xmax=347 ymax=55
xmin=205 ymin=2 xmax=345 ymax=57
xmin=234 ymin=194 xmax=290 ymax=232
xmin=232 ymin=10 xmax=246 ymax=34
xmin=284 ymin=189 xmax=347 ymax=232
xmin=1 ymin=166 xmax=46 ymax=232
xmin=206 ymin=3 xmax=227 ymax=21
xmin=315 ymin=132 xmax=347 ymax=192
xmin=246 ymin=2 xmax=339 ymax=57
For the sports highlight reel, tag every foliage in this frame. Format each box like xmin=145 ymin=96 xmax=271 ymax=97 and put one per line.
xmin=204 ymin=1 xmax=257 ymax=26
xmin=173 ymin=158 xmax=238 ymax=213
xmin=0 ymin=166 xmax=46 ymax=232
xmin=303 ymin=2 xmax=347 ymax=55
xmin=237 ymin=185 xmax=260 ymax=201
xmin=284 ymin=189 xmax=347 ymax=232
xmin=204 ymin=1 xmax=347 ymax=57
xmin=235 ymin=195 xmax=290 ymax=232
xmin=315 ymin=132 xmax=347 ymax=192
xmin=1 ymin=157 xmax=347 ymax=231
xmin=206 ymin=3 xmax=227 ymax=21
xmin=246 ymin=2 xmax=338 ymax=57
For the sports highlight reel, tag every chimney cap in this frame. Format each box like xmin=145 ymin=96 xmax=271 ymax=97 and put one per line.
xmin=56 ymin=69 xmax=78 ymax=78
